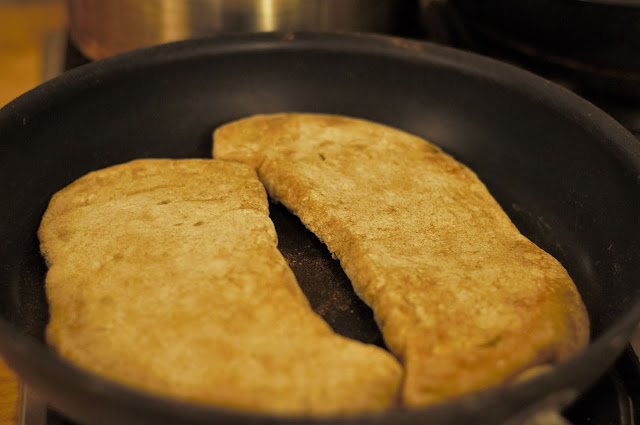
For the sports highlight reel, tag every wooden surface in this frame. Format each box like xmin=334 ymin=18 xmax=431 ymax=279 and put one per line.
xmin=0 ymin=359 xmax=19 ymax=425
xmin=0 ymin=0 xmax=66 ymax=106
xmin=0 ymin=2 xmax=67 ymax=423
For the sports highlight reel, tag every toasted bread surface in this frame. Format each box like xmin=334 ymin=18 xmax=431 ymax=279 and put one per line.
xmin=213 ymin=113 xmax=590 ymax=406
xmin=39 ymin=158 xmax=402 ymax=415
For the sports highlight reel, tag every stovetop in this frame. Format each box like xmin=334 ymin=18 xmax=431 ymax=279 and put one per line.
xmin=24 ymin=3 xmax=640 ymax=424
xmin=419 ymin=0 xmax=640 ymax=140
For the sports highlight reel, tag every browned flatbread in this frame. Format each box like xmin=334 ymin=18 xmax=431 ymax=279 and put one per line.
xmin=213 ymin=113 xmax=590 ymax=406
xmin=39 ymin=158 xmax=402 ymax=415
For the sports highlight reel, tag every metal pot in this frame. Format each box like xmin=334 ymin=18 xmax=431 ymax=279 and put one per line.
xmin=67 ymin=0 xmax=415 ymax=60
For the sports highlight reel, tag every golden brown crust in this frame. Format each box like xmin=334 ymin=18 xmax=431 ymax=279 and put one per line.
xmin=39 ymin=158 xmax=402 ymax=415
xmin=213 ymin=113 xmax=590 ymax=406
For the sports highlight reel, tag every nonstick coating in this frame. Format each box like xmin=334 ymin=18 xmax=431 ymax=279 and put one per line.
xmin=1 ymin=33 xmax=640 ymax=425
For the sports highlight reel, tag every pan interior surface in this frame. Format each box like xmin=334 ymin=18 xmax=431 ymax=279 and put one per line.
xmin=0 ymin=33 xmax=639 ymax=425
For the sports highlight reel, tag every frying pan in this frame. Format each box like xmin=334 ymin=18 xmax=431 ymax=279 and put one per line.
xmin=1 ymin=32 xmax=640 ymax=425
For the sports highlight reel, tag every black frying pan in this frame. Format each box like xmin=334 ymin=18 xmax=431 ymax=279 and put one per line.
xmin=1 ymin=32 xmax=639 ymax=425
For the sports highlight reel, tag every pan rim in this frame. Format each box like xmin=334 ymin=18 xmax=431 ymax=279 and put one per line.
xmin=1 ymin=31 xmax=640 ymax=424
xmin=5 ymin=31 xmax=640 ymax=169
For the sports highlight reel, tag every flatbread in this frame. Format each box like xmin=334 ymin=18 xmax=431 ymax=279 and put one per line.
xmin=213 ymin=113 xmax=590 ymax=406
xmin=39 ymin=158 xmax=402 ymax=415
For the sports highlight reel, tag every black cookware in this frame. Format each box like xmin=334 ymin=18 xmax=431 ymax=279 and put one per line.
xmin=0 ymin=33 xmax=639 ymax=424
